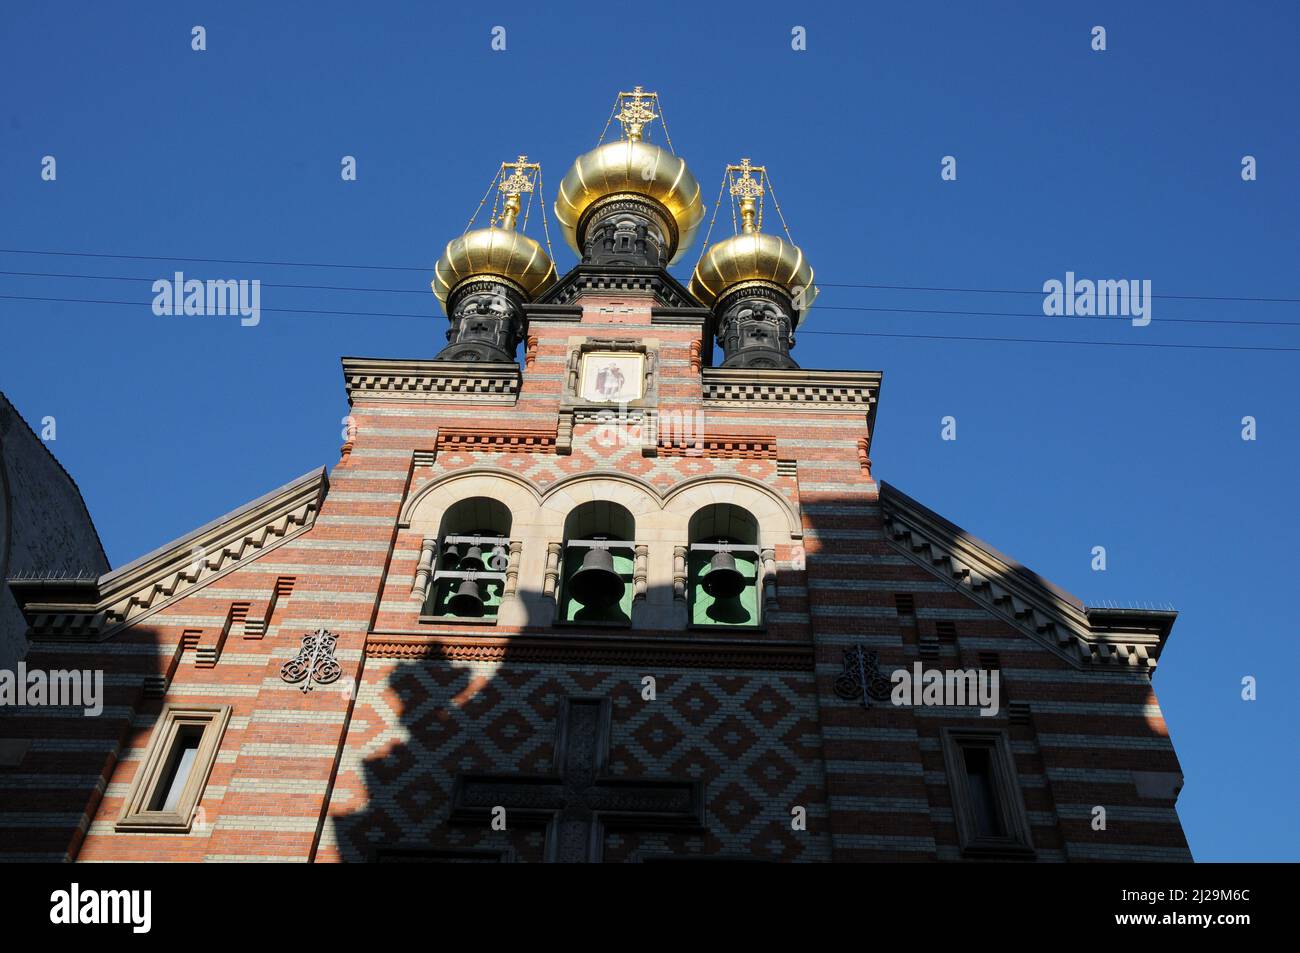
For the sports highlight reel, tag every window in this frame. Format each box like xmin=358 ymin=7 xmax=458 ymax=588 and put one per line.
xmin=688 ymin=504 xmax=761 ymax=628
xmin=423 ymin=497 xmax=511 ymax=621
xmin=117 ymin=704 xmax=230 ymax=832
xmin=558 ymin=501 xmax=635 ymax=625
xmin=940 ymin=728 xmax=1034 ymax=857
xmin=151 ymin=726 xmax=202 ymax=813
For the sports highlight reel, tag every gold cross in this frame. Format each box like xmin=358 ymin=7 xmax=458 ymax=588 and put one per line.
xmin=616 ymin=86 xmax=659 ymax=141
xmin=727 ymin=157 xmax=765 ymax=200
xmin=499 ymin=155 xmax=538 ymax=196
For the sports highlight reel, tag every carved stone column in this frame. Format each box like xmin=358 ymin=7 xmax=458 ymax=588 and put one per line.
xmin=503 ymin=540 xmax=523 ymax=596
xmin=672 ymin=545 xmax=688 ymax=604
xmin=543 ymin=542 xmax=564 ymax=600
xmin=760 ymin=547 xmax=779 ymax=613
xmin=412 ymin=537 xmax=437 ymax=601
xmin=497 ymin=539 xmax=529 ymax=627
xmin=633 ymin=544 xmax=649 ymax=602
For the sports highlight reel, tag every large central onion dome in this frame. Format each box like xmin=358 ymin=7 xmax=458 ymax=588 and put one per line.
xmin=554 ymin=88 xmax=705 ymax=266
xmin=432 ymin=156 xmax=557 ymax=314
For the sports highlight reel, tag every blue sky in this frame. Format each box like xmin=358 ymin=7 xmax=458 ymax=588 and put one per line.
xmin=1 ymin=1 xmax=1296 ymax=861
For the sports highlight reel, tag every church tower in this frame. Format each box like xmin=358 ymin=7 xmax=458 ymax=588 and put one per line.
xmin=0 ymin=88 xmax=1191 ymax=863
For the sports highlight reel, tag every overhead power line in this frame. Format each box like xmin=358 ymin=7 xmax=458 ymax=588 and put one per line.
xmin=816 ymin=282 xmax=1300 ymax=304
xmin=2 ymin=247 xmax=1299 ymax=304
xmin=2 ymin=270 xmax=1298 ymax=329
xmin=3 ymin=293 xmax=1299 ymax=353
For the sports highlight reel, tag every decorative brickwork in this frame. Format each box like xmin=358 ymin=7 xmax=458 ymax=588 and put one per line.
xmin=435 ymin=428 xmax=557 ymax=455
xmin=0 ymin=255 xmax=1189 ymax=865
xmin=658 ymin=435 xmax=777 ymax=459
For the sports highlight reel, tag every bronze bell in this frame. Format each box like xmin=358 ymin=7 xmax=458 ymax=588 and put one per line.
xmin=701 ymin=550 xmax=746 ymax=599
xmin=568 ymin=545 xmax=624 ymax=608
xmin=459 ymin=544 xmax=486 ymax=572
xmin=440 ymin=541 xmax=461 ymax=568
xmin=448 ymin=578 xmax=485 ymax=616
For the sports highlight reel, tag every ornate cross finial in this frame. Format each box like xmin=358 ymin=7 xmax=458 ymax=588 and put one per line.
xmin=616 ymin=86 xmax=659 ymax=142
xmin=499 ymin=155 xmax=538 ymax=197
xmin=727 ymin=157 xmax=766 ymax=233
xmin=496 ymin=155 xmax=540 ymax=231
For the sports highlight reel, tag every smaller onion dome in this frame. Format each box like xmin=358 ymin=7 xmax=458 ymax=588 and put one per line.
xmin=432 ymin=156 xmax=558 ymax=314
xmin=689 ymin=158 xmax=818 ymax=314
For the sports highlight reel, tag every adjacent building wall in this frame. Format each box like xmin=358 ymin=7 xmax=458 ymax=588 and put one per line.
xmin=0 ymin=392 xmax=109 ymax=671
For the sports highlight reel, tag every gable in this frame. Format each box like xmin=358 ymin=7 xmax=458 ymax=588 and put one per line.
xmin=7 ymin=467 xmax=327 ymax=641
xmin=880 ymin=483 xmax=1175 ymax=671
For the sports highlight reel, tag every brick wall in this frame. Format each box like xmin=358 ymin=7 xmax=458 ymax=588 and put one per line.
xmin=0 ymin=284 xmax=1190 ymax=862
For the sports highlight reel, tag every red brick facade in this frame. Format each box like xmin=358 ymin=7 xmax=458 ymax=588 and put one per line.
xmin=0 ymin=282 xmax=1191 ymax=862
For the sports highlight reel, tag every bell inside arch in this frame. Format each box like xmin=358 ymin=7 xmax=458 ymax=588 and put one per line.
xmin=569 ymin=545 xmax=625 ymax=608
xmin=459 ymin=544 xmax=486 ymax=572
xmin=701 ymin=549 xmax=746 ymax=599
xmin=441 ymin=540 xmax=461 ymax=567
xmin=448 ymin=578 xmax=485 ymax=616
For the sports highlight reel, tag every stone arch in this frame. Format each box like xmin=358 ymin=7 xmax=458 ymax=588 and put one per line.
xmin=400 ymin=468 xmax=541 ymax=532
xmin=538 ymin=472 xmax=665 ymax=539
xmin=663 ymin=476 xmax=802 ymax=546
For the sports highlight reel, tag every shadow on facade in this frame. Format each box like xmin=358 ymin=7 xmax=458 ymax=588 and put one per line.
xmin=329 ymin=540 xmax=835 ymax=863
xmin=0 ymin=620 xmax=167 ymax=862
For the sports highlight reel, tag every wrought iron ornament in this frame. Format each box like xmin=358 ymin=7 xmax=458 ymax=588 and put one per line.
xmin=280 ymin=628 xmax=342 ymax=693
xmin=834 ymin=645 xmax=893 ymax=708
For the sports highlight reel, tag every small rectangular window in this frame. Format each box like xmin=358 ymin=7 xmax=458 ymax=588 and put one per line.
xmin=961 ymin=745 xmax=1005 ymax=838
xmin=117 ymin=704 xmax=230 ymax=833
xmin=150 ymin=726 xmax=203 ymax=813
xmin=941 ymin=728 xmax=1034 ymax=858
xmin=894 ymin=593 xmax=915 ymax=616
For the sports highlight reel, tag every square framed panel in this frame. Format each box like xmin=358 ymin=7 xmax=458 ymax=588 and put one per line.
xmin=579 ymin=352 xmax=645 ymax=404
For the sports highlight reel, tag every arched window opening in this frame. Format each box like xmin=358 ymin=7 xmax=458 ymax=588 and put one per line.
xmin=559 ymin=501 xmax=636 ymax=625
xmin=688 ymin=504 xmax=761 ymax=627
xmin=425 ymin=497 xmax=512 ymax=620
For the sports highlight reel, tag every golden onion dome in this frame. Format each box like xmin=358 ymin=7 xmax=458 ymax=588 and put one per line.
xmin=690 ymin=230 xmax=817 ymax=313
xmin=689 ymin=157 xmax=817 ymax=315
xmin=554 ymin=139 xmax=705 ymax=266
xmin=432 ymin=225 xmax=557 ymax=314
